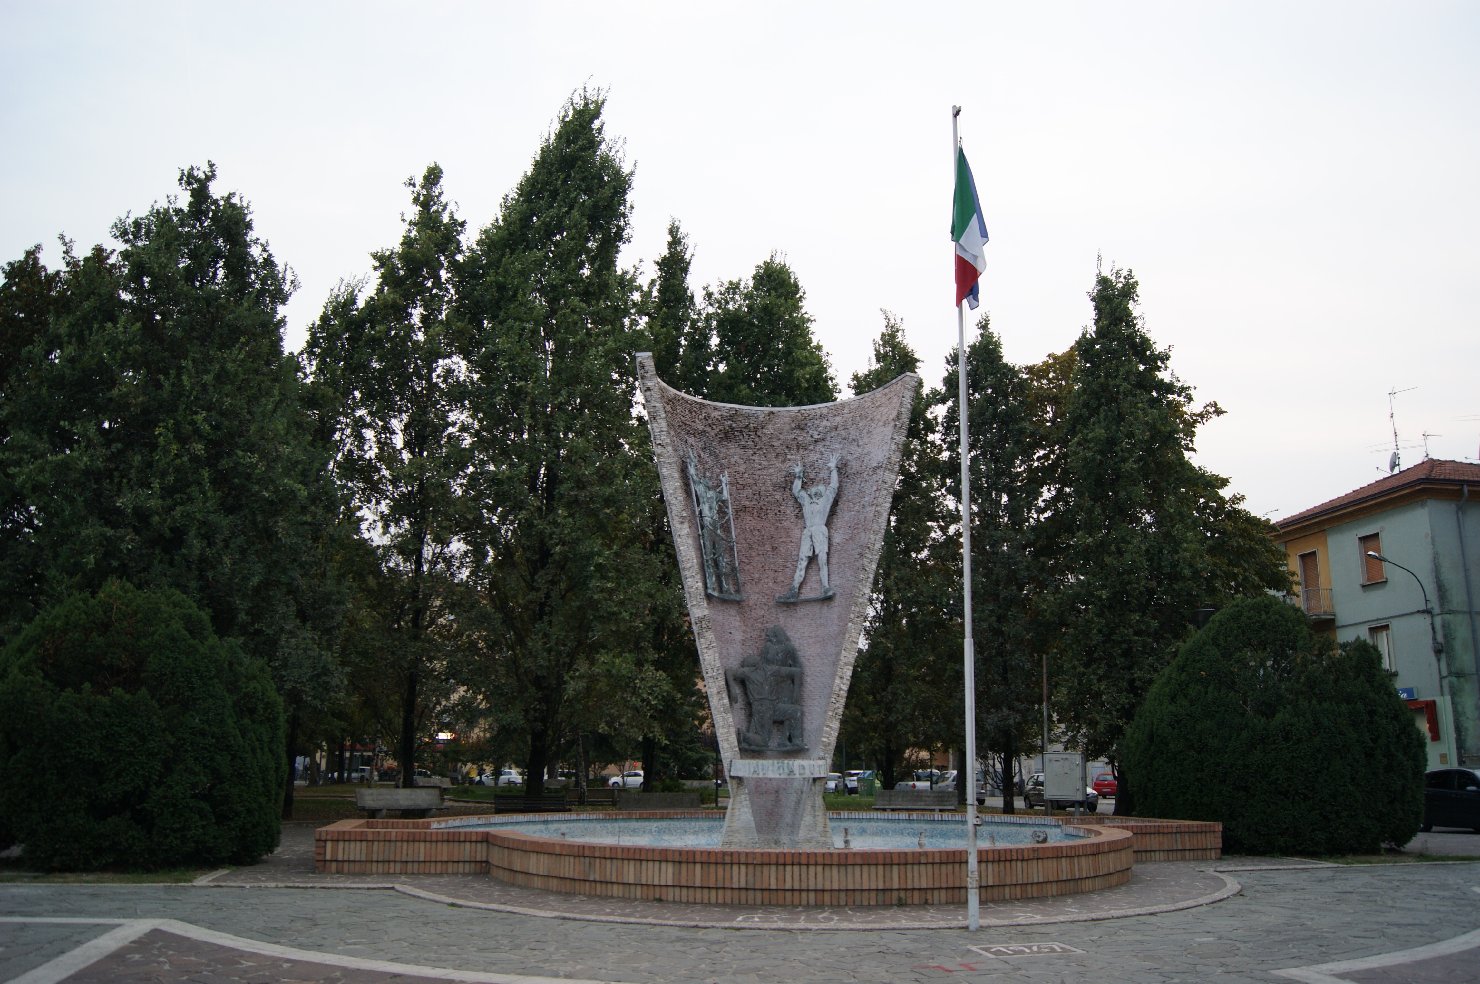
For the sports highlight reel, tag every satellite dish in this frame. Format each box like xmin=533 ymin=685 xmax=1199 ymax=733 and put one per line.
xmin=1389 ymin=451 xmax=1400 ymax=473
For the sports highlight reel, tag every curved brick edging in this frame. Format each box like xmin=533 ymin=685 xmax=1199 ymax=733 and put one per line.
xmin=315 ymin=818 xmax=491 ymax=875
xmin=486 ymin=823 xmax=1133 ymax=906
xmin=1063 ymin=815 xmax=1223 ymax=861
xmin=316 ymin=810 xmax=1142 ymax=907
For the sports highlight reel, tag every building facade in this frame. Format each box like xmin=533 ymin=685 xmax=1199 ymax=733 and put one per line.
xmin=1274 ymin=460 xmax=1480 ymax=771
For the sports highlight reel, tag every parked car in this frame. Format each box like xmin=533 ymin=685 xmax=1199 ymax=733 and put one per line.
xmin=825 ymin=772 xmax=843 ymax=793
xmin=474 ymin=768 xmax=523 ymax=787
xmin=1092 ymin=772 xmax=1118 ymax=798
xmin=939 ymin=769 xmax=994 ymax=802
xmin=608 ymin=770 xmax=644 ymax=789
xmin=897 ymin=769 xmax=942 ymax=790
xmin=1420 ymin=767 xmax=1480 ymax=832
xmin=1023 ymin=772 xmax=1099 ymax=812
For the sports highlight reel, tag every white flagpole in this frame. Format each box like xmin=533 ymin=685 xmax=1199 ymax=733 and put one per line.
xmin=952 ymin=105 xmax=981 ymax=932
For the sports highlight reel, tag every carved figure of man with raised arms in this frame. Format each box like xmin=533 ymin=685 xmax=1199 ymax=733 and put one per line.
xmin=780 ymin=454 xmax=840 ymax=602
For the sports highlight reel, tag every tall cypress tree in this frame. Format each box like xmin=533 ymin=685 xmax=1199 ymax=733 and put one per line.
xmin=1047 ymin=268 xmax=1285 ymax=811
xmin=641 ymin=219 xmax=706 ymax=394
xmin=457 ymin=92 xmax=659 ymax=797
xmin=938 ymin=321 xmax=1051 ymax=810
xmin=840 ymin=314 xmax=954 ymax=789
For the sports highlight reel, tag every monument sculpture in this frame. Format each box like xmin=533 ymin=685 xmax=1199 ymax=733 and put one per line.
xmin=727 ymin=625 xmax=804 ymax=751
xmin=686 ymin=453 xmax=742 ymax=600
xmin=779 ymin=456 xmax=840 ymax=602
xmin=637 ymin=353 xmax=918 ymax=848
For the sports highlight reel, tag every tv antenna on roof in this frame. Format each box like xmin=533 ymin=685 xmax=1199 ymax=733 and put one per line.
xmin=1388 ymin=386 xmax=1416 ymax=472
xmin=1422 ymin=431 xmax=1442 ymax=460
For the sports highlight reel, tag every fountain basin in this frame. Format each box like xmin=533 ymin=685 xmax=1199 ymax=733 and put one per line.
xmin=315 ymin=810 xmax=1145 ymax=906
xmin=446 ymin=812 xmax=1077 ymax=848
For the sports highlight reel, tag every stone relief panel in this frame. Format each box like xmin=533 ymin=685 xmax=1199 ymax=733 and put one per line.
xmin=727 ymin=625 xmax=804 ymax=751
xmin=778 ymin=455 xmax=840 ymax=603
xmin=685 ymin=453 xmax=742 ymax=601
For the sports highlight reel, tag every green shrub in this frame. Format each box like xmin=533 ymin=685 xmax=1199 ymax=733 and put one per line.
xmin=1122 ymin=595 xmax=1423 ymax=855
xmin=0 ymin=581 xmax=284 ymax=870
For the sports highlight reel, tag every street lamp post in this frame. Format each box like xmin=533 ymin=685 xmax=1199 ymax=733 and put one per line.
xmin=1367 ymin=551 xmax=1446 ymax=694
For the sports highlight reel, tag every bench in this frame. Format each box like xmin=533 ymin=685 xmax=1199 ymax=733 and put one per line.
xmin=355 ymin=786 xmax=444 ymax=818
xmin=576 ymin=787 xmax=618 ymax=807
xmin=873 ymin=788 xmax=958 ymax=812
xmin=492 ymin=790 xmax=571 ymax=813
xmin=615 ymin=790 xmax=703 ymax=811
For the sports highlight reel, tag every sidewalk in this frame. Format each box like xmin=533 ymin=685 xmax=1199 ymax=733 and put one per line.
xmin=3 ymin=822 xmax=1478 ymax=983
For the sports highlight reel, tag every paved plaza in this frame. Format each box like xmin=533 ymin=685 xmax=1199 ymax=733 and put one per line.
xmin=2 ymin=823 xmax=1478 ymax=983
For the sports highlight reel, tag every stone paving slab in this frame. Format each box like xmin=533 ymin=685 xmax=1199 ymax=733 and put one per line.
xmin=3 ymin=822 xmax=1479 ymax=983
xmin=2 ymin=918 xmax=613 ymax=984
xmin=5 ymin=865 xmax=1480 ymax=984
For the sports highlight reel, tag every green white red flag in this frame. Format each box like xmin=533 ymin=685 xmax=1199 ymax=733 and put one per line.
xmin=952 ymin=146 xmax=988 ymax=310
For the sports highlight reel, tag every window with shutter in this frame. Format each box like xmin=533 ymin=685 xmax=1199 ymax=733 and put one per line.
xmin=1368 ymin=623 xmax=1394 ymax=672
xmin=1359 ymin=533 xmax=1385 ymax=584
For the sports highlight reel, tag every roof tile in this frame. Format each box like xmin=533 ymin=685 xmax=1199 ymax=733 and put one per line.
xmin=1276 ymin=459 xmax=1480 ymax=530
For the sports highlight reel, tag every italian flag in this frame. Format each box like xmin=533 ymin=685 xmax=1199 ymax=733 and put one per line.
xmin=952 ymin=146 xmax=988 ymax=310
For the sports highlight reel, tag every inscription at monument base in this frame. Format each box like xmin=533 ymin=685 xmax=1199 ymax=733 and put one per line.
xmin=729 ymin=758 xmax=829 ymax=779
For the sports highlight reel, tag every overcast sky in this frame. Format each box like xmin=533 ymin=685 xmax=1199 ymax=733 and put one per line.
xmin=4 ymin=2 xmax=1477 ymax=523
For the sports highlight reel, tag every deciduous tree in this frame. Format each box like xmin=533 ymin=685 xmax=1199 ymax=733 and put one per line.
xmin=457 ymin=92 xmax=663 ymax=797
xmin=939 ymin=321 xmax=1052 ymax=810
xmin=696 ymin=255 xmax=837 ymax=406
xmin=303 ymin=164 xmax=472 ymax=787
xmin=0 ymin=167 xmax=344 ymax=814
xmin=841 ymin=314 xmax=954 ymax=789
xmin=1046 ymin=268 xmax=1287 ymax=811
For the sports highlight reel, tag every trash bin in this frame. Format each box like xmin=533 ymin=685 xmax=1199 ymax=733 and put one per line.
xmin=860 ymin=776 xmax=876 ymax=795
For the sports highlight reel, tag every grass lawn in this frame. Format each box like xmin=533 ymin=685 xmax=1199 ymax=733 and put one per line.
xmin=0 ymin=861 xmax=210 ymax=884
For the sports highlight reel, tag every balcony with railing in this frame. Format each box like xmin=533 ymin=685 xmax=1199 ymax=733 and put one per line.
xmin=1295 ymin=586 xmax=1334 ymax=622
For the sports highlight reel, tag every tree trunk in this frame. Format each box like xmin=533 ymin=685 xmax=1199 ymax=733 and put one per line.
xmin=526 ymin=724 xmax=550 ymax=798
xmin=880 ymin=739 xmax=898 ymax=791
xmin=399 ymin=663 xmax=419 ymax=788
xmin=1114 ymin=762 xmax=1132 ymax=816
xmin=575 ymin=732 xmax=589 ymax=805
xmin=1002 ymin=738 xmax=1017 ymax=815
xmin=641 ymin=734 xmax=657 ymax=791
xmin=281 ymin=708 xmax=300 ymax=820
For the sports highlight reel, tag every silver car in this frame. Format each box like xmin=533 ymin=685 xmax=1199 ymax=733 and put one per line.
xmin=1022 ymin=772 xmax=1099 ymax=812
xmin=607 ymin=770 xmax=644 ymax=789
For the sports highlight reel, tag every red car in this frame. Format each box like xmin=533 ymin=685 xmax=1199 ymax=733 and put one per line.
xmin=1092 ymin=772 xmax=1118 ymax=797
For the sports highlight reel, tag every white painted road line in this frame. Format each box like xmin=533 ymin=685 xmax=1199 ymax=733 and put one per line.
xmin=1274 ymin=926 xmax=1480 ymax=983
xmin=0 ymin=916 xmax=635 ymax=984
